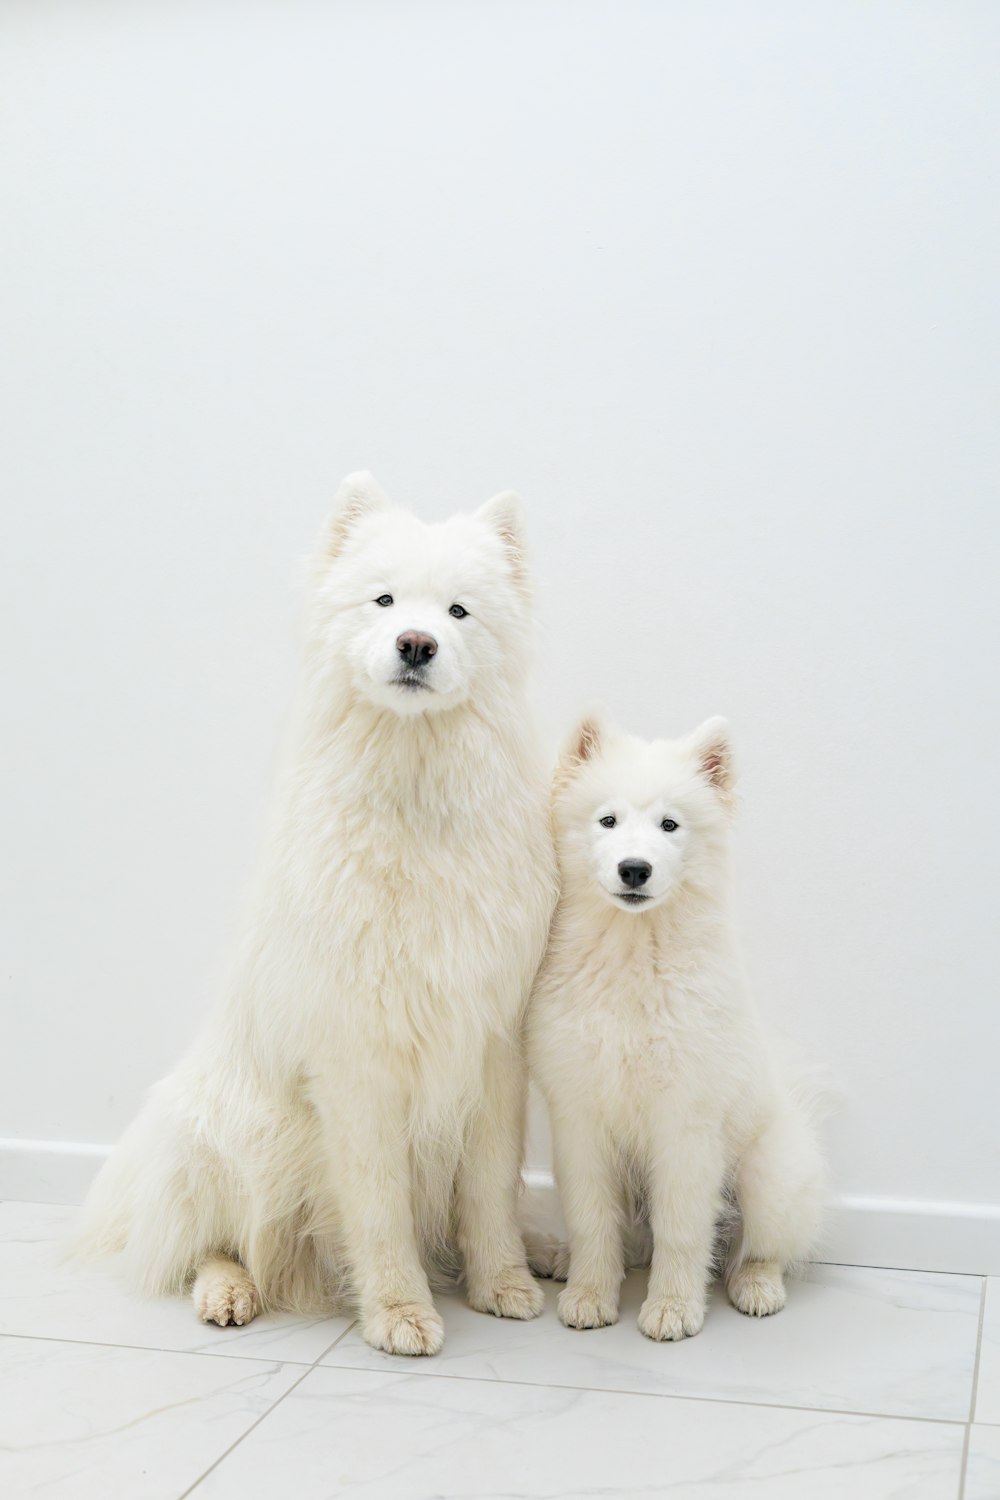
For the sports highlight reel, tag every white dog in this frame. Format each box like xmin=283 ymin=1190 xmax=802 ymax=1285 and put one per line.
xmin=76 ymin=473 xmax=557 ymax=1355
xmin=526 ymin=711 xmax=824 ymax=1340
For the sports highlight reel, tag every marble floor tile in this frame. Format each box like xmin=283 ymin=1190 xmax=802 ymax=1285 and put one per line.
xmin=0 ymin=1333 xmax=302 ymax=1500
xmin=193 ymin=1365 xmax=965 ymax=1500
xmin=973 ymin=1277 xmax=1000 ymax=1424
xmin=965 ymin=1424 xmax=1000 ymax=1500
xmin=0 ymin=1201 xmax=352 ymax=1364
xmin=320 ymin=1264 xmax=981 ymax=1422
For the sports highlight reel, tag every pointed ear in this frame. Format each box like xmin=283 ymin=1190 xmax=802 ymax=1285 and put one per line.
xmin=321 ymin=471 xmax=390 ymax=559
xmin=553 ymin=704 xmax=608 ymax=793
xmin=688 ymin=716 xmax=735 ymax=801
xmin=476 ymin=490 xmax=528 ymax=591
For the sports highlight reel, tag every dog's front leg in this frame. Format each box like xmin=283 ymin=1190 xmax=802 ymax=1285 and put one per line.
xmin=639 ymin=1124 xmax=724 ymax=1342
xmin=321 ymin=1082 xmax=444 ymax=1356
xmin=456 ymin=1031 xmax=544 ymax=1321
xmin=552 ymin=1108 xmax=625 ymax=1329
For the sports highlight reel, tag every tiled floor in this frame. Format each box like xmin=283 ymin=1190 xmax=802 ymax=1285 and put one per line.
xmin=0 ymin=1201 xmax=991 ymax=1499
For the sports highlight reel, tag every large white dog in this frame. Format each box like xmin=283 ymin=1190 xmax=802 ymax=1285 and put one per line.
xmin=527 ymin=712 xmax=824 ymax=1340
xmin=77 ymin=474 xmax=557 ymax=1355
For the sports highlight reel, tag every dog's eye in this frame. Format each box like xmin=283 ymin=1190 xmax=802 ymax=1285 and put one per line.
xmin=374 ymin=594 xmax=394 ymax=607
xmin=599 ymin=815 xmax=617 ymax=829
xmin=661 ymin=818 xmax=678 ymax=833
xmin=449 ymin=604 xmax=467 ymax=619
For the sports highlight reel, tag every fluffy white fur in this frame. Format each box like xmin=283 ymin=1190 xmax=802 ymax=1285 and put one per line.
xmin=526 ymin=711 xmax=825 ymax=1340
xmin=75 ymin=473 xmax=557 ymax=1355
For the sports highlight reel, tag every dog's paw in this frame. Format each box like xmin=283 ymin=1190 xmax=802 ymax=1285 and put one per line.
xmin=728 ymin=1261 xmax=786 ymax=1318
xmin=558 ymin=1284 xmax=619 ymax=1329
xmin=468 ymin=1265 xmax=544 ymax=1321
xmin=193 ymin=1263 xmax=259 ymax=1327
xmin=638 ymin=1294 xmax=705 ymax=1342
xmin=363 ymin=1301 xmax=445 ymax=1357
xmin=524 ymin=1232 xmax=570 ymax=1282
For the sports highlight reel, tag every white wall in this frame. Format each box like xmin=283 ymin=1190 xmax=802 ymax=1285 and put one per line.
xmin=3 ymin=3 xmax=998 ymax=1254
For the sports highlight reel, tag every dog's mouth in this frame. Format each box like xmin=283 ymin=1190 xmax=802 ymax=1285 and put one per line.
xmin=616 ymin=891 xmax=652 ymax=905
xmin=393 ymin=672 xmax=433 ymax=692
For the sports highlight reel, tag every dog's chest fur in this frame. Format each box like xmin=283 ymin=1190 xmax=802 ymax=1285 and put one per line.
xmin=530 ymin=908 xmax=745 ymax=1144
xmin=241 ymin=701 xmax=555 ymax=1097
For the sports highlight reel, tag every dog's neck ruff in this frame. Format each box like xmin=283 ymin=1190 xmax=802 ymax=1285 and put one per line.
xmin=555 ymin=873 xmax=733 ymax=969
xmin=280 ymin=676 xmax=536 ymax=834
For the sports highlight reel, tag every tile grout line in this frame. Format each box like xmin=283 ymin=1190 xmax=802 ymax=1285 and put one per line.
xmin=958 ymin=1278 xmax=989 ymax=1500
xmin=959 ymin=1425 xmax=972 ymax=1500
xmin=313 ymin=1318 xmax=362 ymax=1365
xmin=0 ymin=1311 xmax=980 ymax=1432
xmin=174 ymin=1362 xmax=315 ymax=1500
xmin=813 ymin=1259 xmax=987 ymax=1280
xmin=177 ymin=1320 xmax=358 ymax=1499
xmin=170 ymin=1322 xmax=978 ymax=1500
xmin=0 ymin=1326 xmax=345 ymax=1368
xmin=970 ymin=1279 xmax=990 ymax=1425
xmin=6 ymin=1308 xmax=977 ymax=1437
xmin=311 ymin=1352 xmax=970 ymax=1428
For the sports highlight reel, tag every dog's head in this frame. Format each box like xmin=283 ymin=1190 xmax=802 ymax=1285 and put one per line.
xmin=553 ymin=710 xmax=736 ymax=913
xmin=309 ymin=472 xmax=532 ymax=716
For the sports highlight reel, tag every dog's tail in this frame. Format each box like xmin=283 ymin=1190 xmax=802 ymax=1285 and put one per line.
xmin=69 ymin=1087 xmax=195 ymax=1293
xmin=722 ymin=1042 xmax=838 ymax=1277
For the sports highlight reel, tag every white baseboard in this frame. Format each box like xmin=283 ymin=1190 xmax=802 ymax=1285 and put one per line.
xmin=824 ymin=1193 xmax=1000 ymax=1278
xmin=3 ymin=1142 xmax=997 ymax=1277
xmin=0 ymin=1139 xmax=111 ymax=1208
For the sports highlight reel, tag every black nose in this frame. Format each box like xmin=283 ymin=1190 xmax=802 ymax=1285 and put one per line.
xmin=396 ymin=631 xmax=438 ymax=668
xmin=618 ymin=859 xmax=652 ymax=889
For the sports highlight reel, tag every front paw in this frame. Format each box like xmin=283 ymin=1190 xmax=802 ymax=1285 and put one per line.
xmin=558 ymin=1283 xmax=619 ymax=1329
xmin=638 ymin=1294 xmax=705 ymax=1342
xmin=468 ymin=1264 xmax=544 ymax=1321
xmin=363 ymin=1300 xmax=445 ymax=1356
xmin=727 ymin=1261 xmax=786 ymax=1318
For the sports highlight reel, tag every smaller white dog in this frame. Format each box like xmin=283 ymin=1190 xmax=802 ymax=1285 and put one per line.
xmin=527 ymin=711 xmax=824 ymax=1340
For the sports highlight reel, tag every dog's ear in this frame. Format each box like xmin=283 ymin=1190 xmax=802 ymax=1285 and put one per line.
xmin=321 ymin=471 xmax=390 ymax=560
xmin=688 ymin=716 xmax=736 ymax=803
xmin=476 ymin=491 xmax=529 ymax=592
xmin=554 ymin=704 xmax=608 ymax=792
